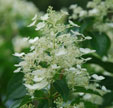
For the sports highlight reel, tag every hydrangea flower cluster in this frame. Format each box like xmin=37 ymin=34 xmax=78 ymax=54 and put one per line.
xmin=69 ymin=0 xmax=113 ymax=31
xmin=14 ymin=7 xmax=101 ymax=107
xmin=70 ymin=0 xmax=113 ymax=61
xmin=0 ymin=0 xmax=41 ymax=36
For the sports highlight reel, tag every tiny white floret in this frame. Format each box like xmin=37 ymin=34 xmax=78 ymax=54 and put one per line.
xmin=41 ymin=14 xmax=49 ymax=20
xmin=35 ymin=22 xmax=45 ymax=31
xmin=80 ymin=48 xmax=96 ymax=54
xmin=14 ymin=67 xmax=21 ymax=73
xmin=28 ymin=20 xmax=36 ymax=27
xmin=29 ymin=37 xmax=39 ymax=44
xmin=92 ymin=74 xmax=105 ymax=81
xmin=13 ymin=52 xmax=25 ymax=57
xmin=32 ymin=14 xmax=37 ymax=21
xmin=69 ymin=20 xmax=80 ymax=27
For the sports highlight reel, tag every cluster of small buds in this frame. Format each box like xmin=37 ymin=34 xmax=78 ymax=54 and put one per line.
xmin=20 ymin=104 xmax=34 ymax=108
xmin=14 ymin=7 xmax=96 ymax=98
xmin=54 ymin=97 xmax=85 ymax=108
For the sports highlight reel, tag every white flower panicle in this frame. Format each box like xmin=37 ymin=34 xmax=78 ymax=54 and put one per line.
xmin=14 ymin=7 xmax=93 ymax=98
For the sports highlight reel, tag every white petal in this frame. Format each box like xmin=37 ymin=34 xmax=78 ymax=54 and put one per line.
xmin=83 ymin=94 xmax=91 ymax=99
xmin=69 ymin=20 xmax=80 ymax=27
xmin=85 ymin=36 xmax=92 ymax=40
xmin=80 ymin=48 xmax=96 ymax=54
xmin=89 ymin=8 xmax=99 ymax=15
xmin=24 ymin=80 xmax=48 ymax=90
xmin=32 ymin=70 xmax=45 ymax=76
xmin=27 ymin=20 xmax=36 ymax=27
xmin=13 ymin=52 xmax=25 ymax=57
xmin=102 ymin=86 xmax=107 ymax=91
xmin=84 ymin=57 xmax=92 ymax=61
xmin=69 ymin=67 xmax=76 ymax=72
xmin=35 ymin=22 xmax=45 ymax=31
xmin=51 ymin=64 xmax=60 ymax=69
xmin=33 ymin=76 xmax=44 ymax=82
xmin=30 ymin=46 xmax=35 ymax=51
xmin=92 ymin=74 xmax=105 ymax=81
xmin=77 ymin=64 xmax=81 ymax=69
xmin=61 ymin=10 xmax=69 ymax=15
xmin=14 ymin=67 xmax=21 ymax=73
xmin=56 ymin=50 xmax=67 ymax=56
xmin=32 ymin=14 xmax=37 ymax=21
xmin=41 ymin=14 xmax=49 ymax=20
xmin=29 ymin=37 xmax=39 ymax=44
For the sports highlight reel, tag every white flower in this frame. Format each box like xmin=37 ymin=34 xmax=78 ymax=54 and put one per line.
xmin=32 ymin=69 xmax=45 ymax=76
xmin=83 ymin=94 xmax=91 ymax=100
xmin=71 ymin=30 xmax=83 ymax=36
xmin=69 ymin=20 xmax=80 ymax=27
xmin=41 ymin=14 xmax=49 ymax=20
xmin=33 ymin=76 xmax=44 ymax=82
xmin=35 ymin=22 xmax=45 ymax=31
xmin=29 ymin=37 xmax=39 ymax=44
xmin=61 ymin=10 xmax=69 ymax=15
xmin=32 ymin=14 xmax=37 ymax=21
xmin=92 ymin=74 xmax=105 ymax=81
xmin=69 ymin=67 xmax=76 ymax=71
xmin=76 ymin=64 xmax=81 ymax=69
xmin=101 ymin=86 xmax=111 ymax=92
xmin=85 ymin=36 xmax=92 ymax=40
xmin=56 ymin=49 xmax=67 ymax=56
xmin=14 ymin=67 xmax=21 ymax=73
xmin=13 ymin=52 xmax=25 ymax=57
xmin=101 ymin=86 xmax=107 ymax=91
xmin=30 ymin=46 xmax=35 ymax=51
xmin=27 ymin=20 xmax=36 ymax=27
xmin=79 ymin=92 xmax=84 ymax=96
xmin=24 ymin=80 xmax=48 ymax=90
xmin=80 ymin=48 xmax=96 ymax=54
xmin=84 ymin=57 xmax=92 ymax=61
xmin=89 ymin=8 xmax=99 ymax=16
xmin=51 ymin=64 xmax=60 ymax=69
xmin=79 ymin=10 xmax=87 ymax=17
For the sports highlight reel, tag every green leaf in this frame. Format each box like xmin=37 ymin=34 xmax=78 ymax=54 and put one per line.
xmin=89 ymin=32 xmax=111 ymax=57
xmin=71 ymin=96 xmax=98 ymax=108
xmin=100 ymin=91 xmax=113 ymax=107
xmin=34 ymin=89 xmax=48 ymax=99
xmin=7 ymin=73 xmax=26 ymax=100
xmin=100 ymin=76 xmax=113 ymax=90
xmin=84 ymin=101 xmax=98 ymax=108
xmin=80 ymin=17 xmax=94 ymax=33
xmin=74 ymin=86 xmax=101 ymax=96
xmin=38 ymin=99 xmax=49 ymax=108
xmin=53 ymin=79 xmax=69 ymax=101
xmin=83 ymin=54 xmax=113 ymax=73
xmin=9 ymin=100 xmax=22 ymax=108
xmin=9 ymin=96 xmax=32 ymax=108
